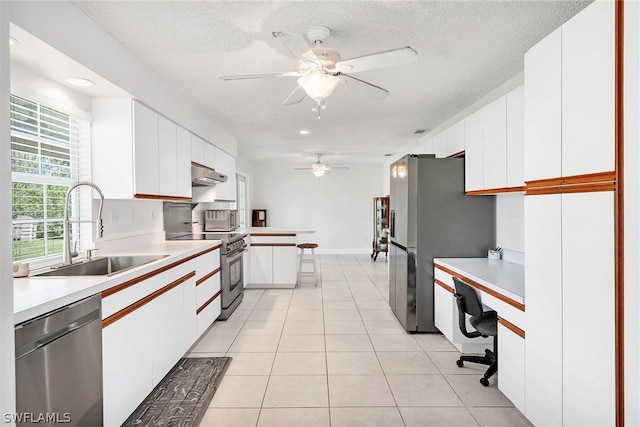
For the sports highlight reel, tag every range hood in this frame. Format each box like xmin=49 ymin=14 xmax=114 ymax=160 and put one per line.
xmin=191 ymin=162 xmax=227 ymax=187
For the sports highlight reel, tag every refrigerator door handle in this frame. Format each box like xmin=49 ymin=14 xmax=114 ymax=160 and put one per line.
xmin=390 ymin=210 xmax=395 ymax=239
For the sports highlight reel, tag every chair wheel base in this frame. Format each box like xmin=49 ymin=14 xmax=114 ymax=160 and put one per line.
xmin=480 ymin=377 xmax=490 ymax=387
xmin=456 ymin=359 xmax=464 ymax=368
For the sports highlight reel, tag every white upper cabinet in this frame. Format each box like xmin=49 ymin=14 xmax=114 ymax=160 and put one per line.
xmin=525 ymin=0 xmax=614 ymax=181
xmin=191 ymin=134 xmax=205 ymax=165
xmin=92 ymin=99 xmax=192 ymax=200
xmin=482 ymin=96 xmax=507 ymax=190
xmin=464 ymin=109 xmax=484 ymax=191
xmin=446 ymin=120 xmax=465 ymax=156
xmin=433 ymin=132 xmax=447 ymax=158
xmin=214 ymin=148 xmax=237 ymax=202
xmin=190 ymin=134 xmax=218 ymax=171
xmin=506 ymin=85 xmax=524 ymax=188
xmin=132 ymin=101 xmax=159 ymax=196
xmin=176 ymin=126 xmax=192 ymax=198
xmin=524 ymin=28 xmax=562 ymax=181
xmin=462 ymin=87 xmax=523 ymax=193
xmin=205 ymin=143 xmax=217 ymax=169
xmin=561 ymin=0 xmax=615 ymax=177
xmin=158 ymin=115 xmax=178 ymax=197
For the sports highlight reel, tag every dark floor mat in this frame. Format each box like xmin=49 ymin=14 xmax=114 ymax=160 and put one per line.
xmin=122 ymin=357 xmax=232 ymax=427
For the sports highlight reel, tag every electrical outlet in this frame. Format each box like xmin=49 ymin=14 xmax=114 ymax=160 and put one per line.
xmin=150 ymin=210 xmax=156 ymax=220
xmin=110 ymin=211 xmax=118 ymax=225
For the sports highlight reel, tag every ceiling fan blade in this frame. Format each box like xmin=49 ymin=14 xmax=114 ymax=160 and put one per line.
xmin=218 ymin=71 xmax=301 ymax=81
xmin=334 ymin=46 xmax=418 ymax=73
xmin=294 ymin=167 xmax=313 ymax=170
xmin=283 ymin=85 xmax=307 ymax=105
xmin=340 ymin=74 xmax=389 ymax=101
xmin=272 ymin=31 xmax=320 ymax=64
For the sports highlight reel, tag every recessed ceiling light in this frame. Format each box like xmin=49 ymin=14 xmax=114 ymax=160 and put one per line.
xmin=299 ymin=130 xmax=310 ymax=135
xmin=9 ymin=37 xmax=18 ymax=47
xmin=65 ymin=77 xmax=96 ymax=87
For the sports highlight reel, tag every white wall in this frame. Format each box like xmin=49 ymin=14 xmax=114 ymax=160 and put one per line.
xmin=251 ymin=163 xmax=383 ymax=254
xmin=1 ymin=3 xmax=15 ymax=422
xmin=496 ymin=193 xmax=524 ymax=252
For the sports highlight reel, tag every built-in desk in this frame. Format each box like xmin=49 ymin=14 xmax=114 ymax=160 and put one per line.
xmin=433 ymin=257 xmax=525 ymax=412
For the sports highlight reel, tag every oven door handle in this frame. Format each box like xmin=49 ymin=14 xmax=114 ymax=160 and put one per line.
xmin=225 ymin=249 xmax=247 ymax=264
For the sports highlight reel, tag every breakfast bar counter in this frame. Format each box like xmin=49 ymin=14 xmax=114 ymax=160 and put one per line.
xmin=244 ymin=228 xmax=316 ymax=288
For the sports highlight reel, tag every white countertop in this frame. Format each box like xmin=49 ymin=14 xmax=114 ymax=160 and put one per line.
xmin=434 ymin=257 xmax=525 ymax=304
xmin=242 ymin=227 xmax=316 ymax=234
xmin=13 ymin=240 xmax=220 ymax=325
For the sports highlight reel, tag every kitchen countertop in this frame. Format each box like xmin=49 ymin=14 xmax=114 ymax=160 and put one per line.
xmin=434 ymin=257 xmax=525 ymax=304
xmin=13 ymin=240 xmax=220 ymax=325
xmin=242 ymin=227 xmax=316 ymax=234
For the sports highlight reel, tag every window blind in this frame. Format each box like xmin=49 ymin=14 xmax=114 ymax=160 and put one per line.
xmin=10 ymin=93 xmax=91 ymax=263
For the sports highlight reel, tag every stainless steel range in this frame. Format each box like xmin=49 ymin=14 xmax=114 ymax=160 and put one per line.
xmin=168 ymin=232 xmax=246 ymax=319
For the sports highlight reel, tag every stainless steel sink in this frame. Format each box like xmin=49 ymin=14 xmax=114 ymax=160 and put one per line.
xmin=32 ymin=255 xmax=169 ymax=277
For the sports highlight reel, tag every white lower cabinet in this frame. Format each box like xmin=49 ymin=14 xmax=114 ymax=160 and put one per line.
xmin=195 ymin=249 xmax=222 ymax=337
xmin=525 ymin=191 xmax=615 ymax=426
xmin=248 ymin=236 xmax=298 ymax=286
xmin=497 ymin=322 xmax=525 ymax=413
xmin=433 ymin=283 xmax=454 ymax=341
xmin=102 ymin=260 xmax=202 ymax=427
xmin=524 ymin=194 xmax=563 ymax=427
xmin=102 ymin=302 xmax=153 ymax=427
xmin=561 ymin=192 xmax=615 ymax=426
xmin=273 ymin=246 xmax=298 ymax=284
xmin=249 ymin=245 xmax=273 ymax=284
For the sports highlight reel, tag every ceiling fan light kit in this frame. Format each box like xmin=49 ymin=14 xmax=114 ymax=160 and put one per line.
xmin=295 ymin=154 xmax=349 ymax=178
xmin=218 ymin=25 xmax=418 ymax=119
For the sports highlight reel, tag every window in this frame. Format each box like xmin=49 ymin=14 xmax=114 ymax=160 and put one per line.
xmin=10 ymin=90 xmax=91 ymax=263
xmin=236 ymin=174 xmax=247 ymax=228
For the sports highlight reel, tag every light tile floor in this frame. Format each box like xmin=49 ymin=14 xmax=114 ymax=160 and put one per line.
xmin=190 ymin=254 xmax=532 ymax=427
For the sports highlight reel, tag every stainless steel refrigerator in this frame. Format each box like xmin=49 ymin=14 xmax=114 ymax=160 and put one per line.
xmin=389 ymin=154 xmax=495 ymax=332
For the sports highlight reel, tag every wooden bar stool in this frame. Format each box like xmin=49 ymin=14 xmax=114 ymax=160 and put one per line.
xmin=297 ymin=243 xmax=319 ymax=286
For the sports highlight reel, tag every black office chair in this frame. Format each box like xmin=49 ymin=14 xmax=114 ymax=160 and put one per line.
xmin=452 ymin=276 xmax=498 ymax=386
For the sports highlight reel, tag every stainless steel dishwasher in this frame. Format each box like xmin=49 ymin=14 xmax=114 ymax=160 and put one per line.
xmin=15 ymin=294 xmax=103 ymax=426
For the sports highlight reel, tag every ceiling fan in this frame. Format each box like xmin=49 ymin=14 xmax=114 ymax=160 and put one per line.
xmin=294 ymin=154 xmax=349 ymax=177
xmin=218 ymin=26 xmax=418 ymax=119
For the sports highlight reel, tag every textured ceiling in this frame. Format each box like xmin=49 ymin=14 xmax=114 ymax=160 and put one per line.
xmin=73 ymin=0 xmax=591 ymax=166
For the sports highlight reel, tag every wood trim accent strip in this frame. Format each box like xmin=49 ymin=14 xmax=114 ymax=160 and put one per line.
xmin=562 ymin=171 xmax=617 ymax=185
xmin=134 ymin=193 xmax=192 ymax=202
xmin=250 ymin=233 xmax=297 ymax=237
xmin=466 ymin=186 xmax=525 ymax=195
xmin=526 ymin=181 xmax=616 ymax=196
xmin=525 ymin=171 xmax=617 ymax=195
xmin=102 ymin=271 xmax=195 ymax=328
xmin=196 ymin=267 xmax=221 ymax=286
xmin=191 ymin=161 xmax=209 ymax=169
xmin=434 ymin=264 xmax=525 ymax=312
xmin=197 ymin=290 xmax=221 ymax=315
xmin=525 ymin=177 xmax=564 ymax=188
xmin=434 ymin=278 xmax=454 ymax=294
xmin=102 ymin=246 xmax=218 ymax=298
xmin=193 ymin=246 xmax=220 ymax=257
xmin=250 ymin=243 xmax=297 ymax=247
xmin=498 ymin=317 xmax=525 ymax=339
xmin=447 ymin=150 xmax=466 ymax=158
xmin=615 ymin=1 xmax=624 ymax=425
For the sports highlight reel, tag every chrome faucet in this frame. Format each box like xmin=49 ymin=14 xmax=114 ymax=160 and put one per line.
xmin=62 ymin=182 xmax=105 ymax=266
